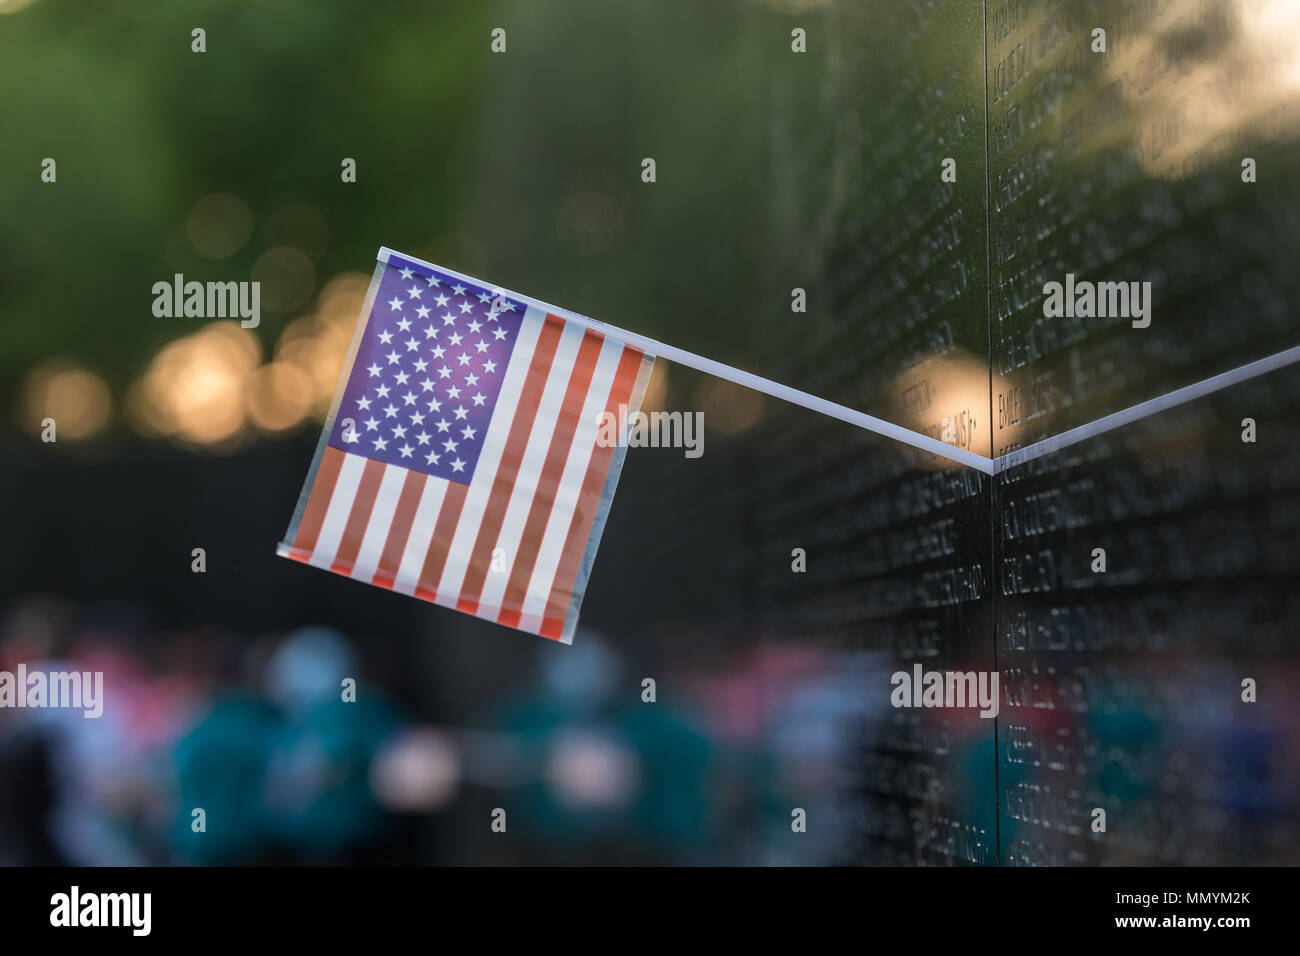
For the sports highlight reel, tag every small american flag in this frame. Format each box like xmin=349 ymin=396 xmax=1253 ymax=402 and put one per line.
xmin=278 ymin=249 xmax=654 ymax=643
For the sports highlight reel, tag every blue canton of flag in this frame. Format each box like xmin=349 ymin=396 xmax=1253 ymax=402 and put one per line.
xmin=328 ymin=257 xmax=525 ymax=484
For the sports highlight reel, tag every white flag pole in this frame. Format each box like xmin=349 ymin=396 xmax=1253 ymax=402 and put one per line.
xmin=377 ymin=247 xmax=997 ymax=475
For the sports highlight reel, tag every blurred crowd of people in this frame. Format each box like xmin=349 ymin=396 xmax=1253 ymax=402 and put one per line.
xmin=5 ymin=592 xmax=1291 ymax=865
xmin=0 ymin=595 xmax=883 ymax=866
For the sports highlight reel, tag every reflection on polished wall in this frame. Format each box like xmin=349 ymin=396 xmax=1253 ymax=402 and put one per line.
xmin=750 ymin=0 xmax=1300 ymax=864
xmin=987 ymin=0 xmax=1300 ymax=455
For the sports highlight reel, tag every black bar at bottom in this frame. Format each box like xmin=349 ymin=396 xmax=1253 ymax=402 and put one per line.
xmin=0 ymin=865 xmax=1276 ymax=942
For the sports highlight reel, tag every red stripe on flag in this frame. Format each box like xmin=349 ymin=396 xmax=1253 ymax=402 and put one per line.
xmin=497 ymin=329 xmax=604 ymax=627
xmin=456 ymin=315 xmax=565 ymax=615
xmin=292 ymin=446 xmax=346 ymax=556
xmin=413 ymin=481 xmax=469 ymax=601
xmin=330 ymin=458 xmax=386 ymax=575
xmin=371 ymin=470 xmax=428 ymax=589
xmin=539 ymin=346 xmax=646 ymax=638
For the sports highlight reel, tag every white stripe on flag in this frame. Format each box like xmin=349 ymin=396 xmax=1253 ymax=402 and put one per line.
xmin=434 ymin=305 xmax=547 ymax=605
xmin=474 ymin=319 xmax=588 ymax=618
xmin=351 ymin=463 xmax=409 ymax=582
xmin=309 ymin=452 xmax=368 ymax=569
xmin=392 ymin=474 xmax=449 ymax=594
xmin=519 ymin=340 xmax=624 ymax=623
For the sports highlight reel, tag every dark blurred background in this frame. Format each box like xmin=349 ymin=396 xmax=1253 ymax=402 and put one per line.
xmin=1 ymin=0 xmax=1298 ymax=865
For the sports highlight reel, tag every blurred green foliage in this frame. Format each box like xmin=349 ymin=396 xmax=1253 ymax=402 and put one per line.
xmin=0 ymin=0 xmax=800 ymax=426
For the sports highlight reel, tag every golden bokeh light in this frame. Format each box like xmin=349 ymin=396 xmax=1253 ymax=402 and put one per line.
xmin=274 ymin=271 xmax=368 ymax=419
xmin=123 ymin=271 xmax=377 ymax=450
xmin=890 ymin=348 xmax=997 ymax=469
xmin=246 ymin=361 xmax=314 ymax=434
xmin=1031 ymin=0 xmax=1300 ymax=179
xmin=21 ymin=361 xmax=111 ymax=439
xmin=129 ymin=322 xmax=261 ymax=448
